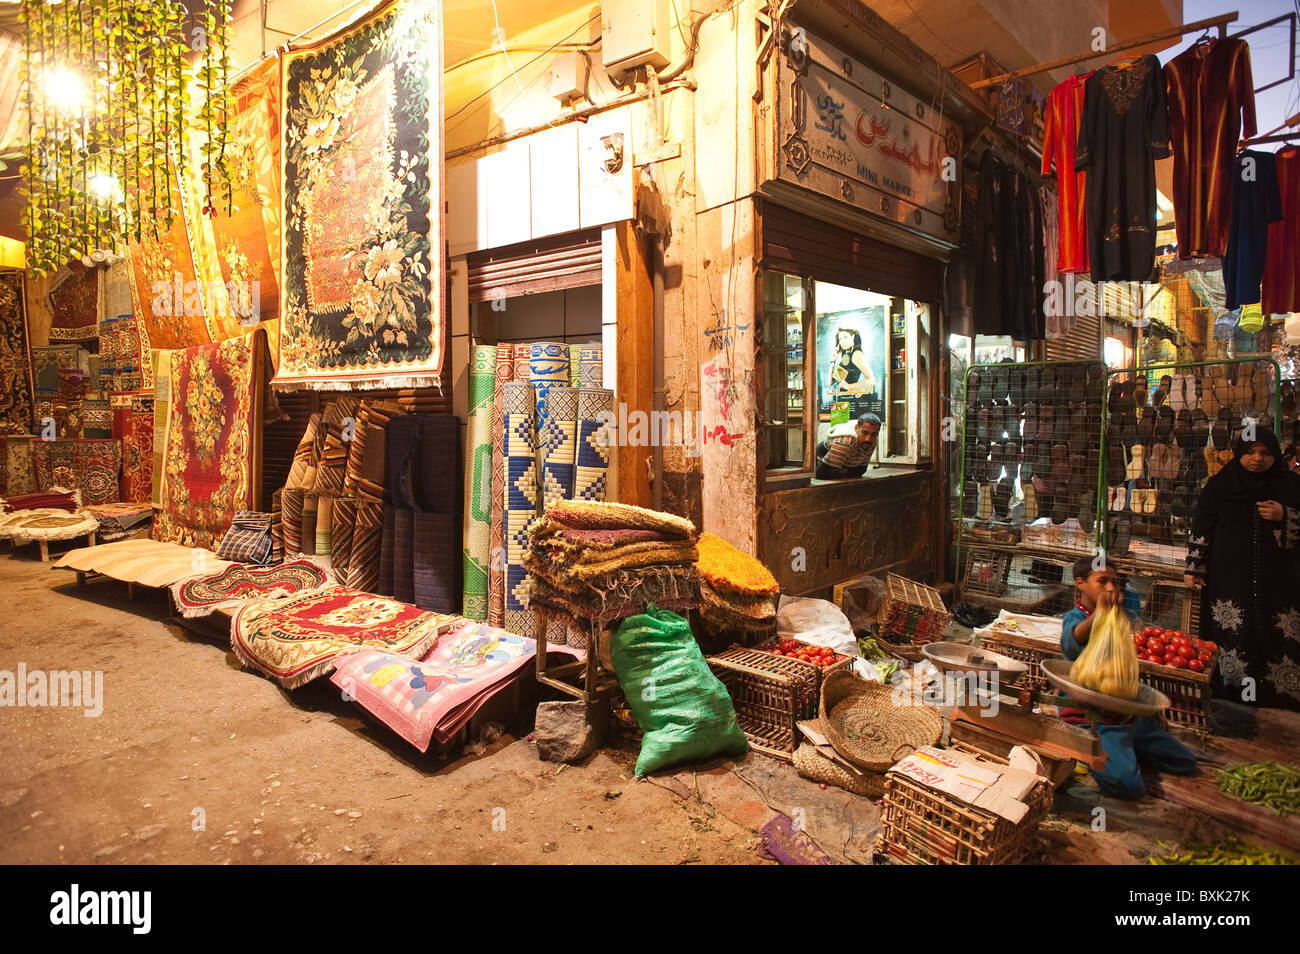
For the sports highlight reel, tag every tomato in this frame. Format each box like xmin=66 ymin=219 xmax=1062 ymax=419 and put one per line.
xmin=1188 ymin=658 xmax=1205 ymax=672
xmin=1168 ymin=656 xmax=1187 ymax=669
xmin=1174 ymin=631 xmax=1187 ymax=641
xmin=1148 ymin=639 xmax=1165 ymax=655
xmin=1204 ymin=641 xmax=1218 ymax=653
xmin=1134 ymin=634 xmax=1147 ymax=648
xmin=1177 ymin=645 xmax=1194 ymax=659
xmin=1198 ymin=653 xmax=1212 ymax=665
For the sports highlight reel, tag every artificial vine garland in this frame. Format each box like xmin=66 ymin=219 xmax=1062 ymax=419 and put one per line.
xmin=20 ymin=0 xmax=234 ymax=276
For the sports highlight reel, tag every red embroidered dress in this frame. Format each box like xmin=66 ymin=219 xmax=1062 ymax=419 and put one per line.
xmin=1041 ymin=72 xmax=1092 ymax=274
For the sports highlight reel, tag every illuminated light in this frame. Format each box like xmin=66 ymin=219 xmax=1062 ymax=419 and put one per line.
xmin=43 ymin=66 xmax=85 ymax=113
xmin=87 ymin=172 xmax=122 ymax=203
xmin=1155 ymin=189 xmax=1173 ymax=213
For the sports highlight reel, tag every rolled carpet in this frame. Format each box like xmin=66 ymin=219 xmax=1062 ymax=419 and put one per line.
xmin=346 ymin=493 xmax=384 ymax=593
xmin=537 ymin=385 xmax=577 ymax=514
xmin=315 ymin=494 xmax=333 ymax=554
xmin=281 ymin=488 xmax=304 ymax=555
xmin=545 ymin=499 xmax=696 ymax=540
xmin=573 ymin=388 xmax=614 ymax=501
xmin=462 ymin=345 xmax=495 ymax=621
xmin=330 ymin=495 xmax=357 ymax=582
xmin=300 ymin=494 xmax=318 ymax=556
xmin=488 ymin=343 xmax=514 ymax=627
xmin=503 ymin=381 xmax=537 ymax=637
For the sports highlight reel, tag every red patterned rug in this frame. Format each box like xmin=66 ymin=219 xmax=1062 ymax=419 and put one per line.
xmin=31 ymin=438 xmax=121 ymax=505
xmin=153 ymin=330 xmax=264 ymax=550
xmin=172 ymin=559 xmax=328 ymax=618
xmin=231 ymin=584 xmax=456 ymax=689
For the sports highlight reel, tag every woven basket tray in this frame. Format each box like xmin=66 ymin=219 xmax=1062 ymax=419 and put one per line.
xmin=819 ymin=670 xmax=943 ymax=772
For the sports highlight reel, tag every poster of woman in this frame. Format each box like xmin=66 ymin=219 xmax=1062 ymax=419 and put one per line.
xmin=818 ymin=311 xmax=886 ymax=437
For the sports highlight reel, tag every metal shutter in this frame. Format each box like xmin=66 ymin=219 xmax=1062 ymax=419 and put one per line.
xmin=466 ymin=229 xmax=602 ymax=303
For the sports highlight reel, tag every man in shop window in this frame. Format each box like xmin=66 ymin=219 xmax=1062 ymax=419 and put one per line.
xmin=815 ymin=412 xmax=881 ymax=479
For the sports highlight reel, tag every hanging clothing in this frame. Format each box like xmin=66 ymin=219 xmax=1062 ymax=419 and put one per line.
xmin=1041 ymin=183 xmax=1067 ymax=337
xmin=1040 ymin=72 xmax=1092 ymax=274
xmin=1263 ymin=146 xmax=1300 ymax=316
xmin=1164 ymin=39 xmax=1257 ymax=259
xmin=1186 ymin=428 xmax=1300 ymax=710
xmin=1075 ymin=55 xmax=1171 ymax=283
xmin=1223 ymin=150 xmax=1282 ymax=310
xmin=973 ymin=150 xmax=1045 ymax=339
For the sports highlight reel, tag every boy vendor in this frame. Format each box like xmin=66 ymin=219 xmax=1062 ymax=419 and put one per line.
xmin=1060 ymin=557 xmax=1198 ymax=799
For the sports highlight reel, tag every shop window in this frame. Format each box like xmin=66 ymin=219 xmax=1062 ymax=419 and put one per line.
xmin=1104 ymin=335 xmax=1131 ymax=369
xmin=763 ymin=270 xmax=934 ymax=474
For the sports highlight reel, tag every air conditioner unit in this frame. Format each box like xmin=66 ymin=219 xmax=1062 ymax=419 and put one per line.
xmin=601 ymin=0 xmax=672 ymax=78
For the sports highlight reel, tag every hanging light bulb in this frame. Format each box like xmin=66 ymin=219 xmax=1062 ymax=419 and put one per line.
xmin=43 ymin=66 xmax=86 ymax=114
xmin=87 ymin=171 xmax=122 ymax=203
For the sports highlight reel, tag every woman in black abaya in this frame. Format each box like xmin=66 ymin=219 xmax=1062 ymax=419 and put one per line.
xmin=1185 ymin=428 xmax=1300 ymax=710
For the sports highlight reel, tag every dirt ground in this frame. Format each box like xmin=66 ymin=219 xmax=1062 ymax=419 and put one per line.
xmin=1 ymin=543 xmax=1294 ymax=865
xmin=0 ymin=549 xmax=764 ymax=865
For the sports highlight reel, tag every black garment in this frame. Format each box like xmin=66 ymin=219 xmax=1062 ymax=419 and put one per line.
xmin=1076 ymin=55 xmax=1171 ymax=282
xmin=1223 ymin=150 xmax=1283 ymax=309
xmin=814 ymin=441 xmax=867 ymax=480
xmin=838 ymin=351 xmax=862 ymax=385
xmin=1186 ymin=429 xmax=1300 ymax=710
xmin=973 ymin=151 xmax=1046 ymax=339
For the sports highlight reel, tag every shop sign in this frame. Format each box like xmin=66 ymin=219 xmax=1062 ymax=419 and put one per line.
xmin=772 ymin=27 xmax=962 ymax=244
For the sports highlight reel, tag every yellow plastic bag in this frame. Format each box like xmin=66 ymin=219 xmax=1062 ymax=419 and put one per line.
xmin=1069 ymin=605 xmax=1140 ymax=700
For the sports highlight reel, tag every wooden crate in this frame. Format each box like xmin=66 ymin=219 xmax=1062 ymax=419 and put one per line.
xmin=707 ymin=648 xmax=820 ymax=761
xmin=962 ymin=547 xmax=1012 ymax=597
xmin=877 ymin=753 xmax=1052 ymax=865
xmin=880 ymin=573 xmax=952 ymax=647
xmin=1139 ymin=657 xmax=1214 ymax=734
xmin=975 ymin=628 xmax=1059 ymax=695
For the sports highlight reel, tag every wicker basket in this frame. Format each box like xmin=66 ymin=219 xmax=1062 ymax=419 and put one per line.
xmin=1139 ymin=656 xmax=1215 ymax=734
xmin=975 ymin=628 xmax=1059 ymax=694
xmin=876 ymin=747 xmax=1052 ymax=865
xmin=707 ymin=648 xmax=820 ymax=760
xmin=880 ymin=573 xmax=953 ymax=647
xmin=819 ymin=670 xmax=943 ymax=772
xmin=793 ymin=742 xmax=885 ymax=797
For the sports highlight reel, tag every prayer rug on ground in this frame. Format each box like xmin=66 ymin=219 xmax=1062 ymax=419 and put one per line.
xmin=171 ymin=559 xmax=328 ymax=618
xmin=231 ymin=584 xmax=456 ymax=689
xmin=153 ymin=330 xmax=265 ymax=551
xmin=276 ymin=0 xmax=443 ymax=390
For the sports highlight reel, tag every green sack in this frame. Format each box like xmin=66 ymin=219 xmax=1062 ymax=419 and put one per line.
xmin=611 ymin=608 xmax=750 ymax=776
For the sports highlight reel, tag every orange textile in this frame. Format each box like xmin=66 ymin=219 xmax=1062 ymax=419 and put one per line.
xmin=1040 ymin=72 xmax=1091 ymax=274
xmin=1164 ymin=38 xmax=1257 ymax=259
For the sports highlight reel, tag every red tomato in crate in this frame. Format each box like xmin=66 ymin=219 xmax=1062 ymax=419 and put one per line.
xmin=1198 ymin=653 xmax=1212 ymax=665
xmin=1135 ymin=634 xmax=1147 ymax=648
xmin=1177 ymin=644 xmax=1195 ymax=660
xmin=1148 ymin=639 xmax=1165 ymax=655
xmin=1189 ymin=658 xmax=1205 ymax=672
xmin=1168 ymin=656 xmax=1187 ymax=669
xmin=1204 ymin=641 xmax=1218 ymax=653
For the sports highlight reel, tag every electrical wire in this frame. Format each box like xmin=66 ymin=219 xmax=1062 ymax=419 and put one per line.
xmin=490 ymin=0 xmax=527 ymax=95
xmin=445 ymin=13 xmax=601 ymax=125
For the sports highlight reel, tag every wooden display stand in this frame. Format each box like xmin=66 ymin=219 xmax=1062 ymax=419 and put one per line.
xmin=531 ymin=609 xmax=620 ymax=705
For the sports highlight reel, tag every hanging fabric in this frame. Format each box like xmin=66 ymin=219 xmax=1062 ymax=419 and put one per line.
xmin=1164 ymin=38 xmax=1257 ymax=259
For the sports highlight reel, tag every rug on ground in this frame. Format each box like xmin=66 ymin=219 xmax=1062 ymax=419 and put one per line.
xmin=171 ymin=559 xmax=328 ymax=618
xmin=231 ymin=584 xmax=457 ymax=689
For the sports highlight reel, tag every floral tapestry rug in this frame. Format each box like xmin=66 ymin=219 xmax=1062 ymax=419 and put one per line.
xmin=0 ymin=271 xmax=35 ymax=436
xmin=153 ymin=330 xmax=265 ymax=550
xmin=171 ymin=559 xmax=328 ymax=619
xmin=277 ymin=0 xmax=443 ymax=389
xmin=231 ymin=584 xmax=457 ymax=689
xmin=31 ymin=439 xmax=121 ymax=505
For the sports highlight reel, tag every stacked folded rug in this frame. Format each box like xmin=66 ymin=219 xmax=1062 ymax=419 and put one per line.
xmin=694 ymin=531 xmax=780 ymax=646
xmin=83 ymin=501 xmax=154 ymax=541
xmin=523 ymin=499 xmax=701 ymax=647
